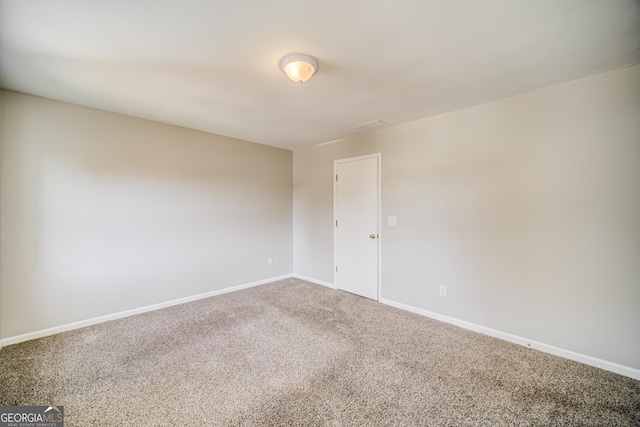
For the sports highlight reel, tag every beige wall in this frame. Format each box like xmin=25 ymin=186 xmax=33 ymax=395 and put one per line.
xmin=294 ymin=65 xmax=640 ymax=370
xmin=0 ymin=91 xmax=293 ymax=339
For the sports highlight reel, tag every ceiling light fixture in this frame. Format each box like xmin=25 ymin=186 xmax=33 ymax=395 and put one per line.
xmin=280 ymin=54 xmax=318 ymax=83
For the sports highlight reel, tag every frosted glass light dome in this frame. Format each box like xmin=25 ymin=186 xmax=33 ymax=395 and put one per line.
xmin=280 ymin=54 xmax=318 ymax=83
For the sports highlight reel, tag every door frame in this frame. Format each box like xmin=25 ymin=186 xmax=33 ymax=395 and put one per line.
xmin=333 ymin=152 xmax=382 ymax=300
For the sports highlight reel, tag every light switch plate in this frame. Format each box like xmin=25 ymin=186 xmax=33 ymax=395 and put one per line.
xmin=388 ymin=216 xmax=397 ymax=226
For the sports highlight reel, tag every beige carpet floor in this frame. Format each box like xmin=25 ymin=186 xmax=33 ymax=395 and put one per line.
xmin=1 ymin=278 xmax=639 ymax=426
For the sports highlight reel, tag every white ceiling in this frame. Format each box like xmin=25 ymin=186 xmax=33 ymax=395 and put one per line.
xmin=1 ymin=1 xmax=638 ymax=150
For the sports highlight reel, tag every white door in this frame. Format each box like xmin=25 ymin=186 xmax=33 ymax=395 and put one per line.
xmin=334 ymin=154 xmax=380 ymax=300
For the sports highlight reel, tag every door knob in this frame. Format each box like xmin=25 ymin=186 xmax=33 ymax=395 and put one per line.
xmin=370 ymin=234 xmax=377 ymax=239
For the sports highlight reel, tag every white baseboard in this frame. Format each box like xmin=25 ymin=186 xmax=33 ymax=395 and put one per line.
xmin=379 ymin=298 xmax=640 ymax=381
xmin=291 ymin=273 xmax=336 ymax=289
xmin=4 ymin=275 xmax=637 ymax=381
xmin=0 ymin=274 xmax=293 ymax=349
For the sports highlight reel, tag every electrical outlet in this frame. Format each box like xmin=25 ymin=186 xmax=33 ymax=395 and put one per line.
xmin=439 ymin=285 xmax=447 ymax=297
xmin=267 ymin=257 xmax=273 ymax=266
